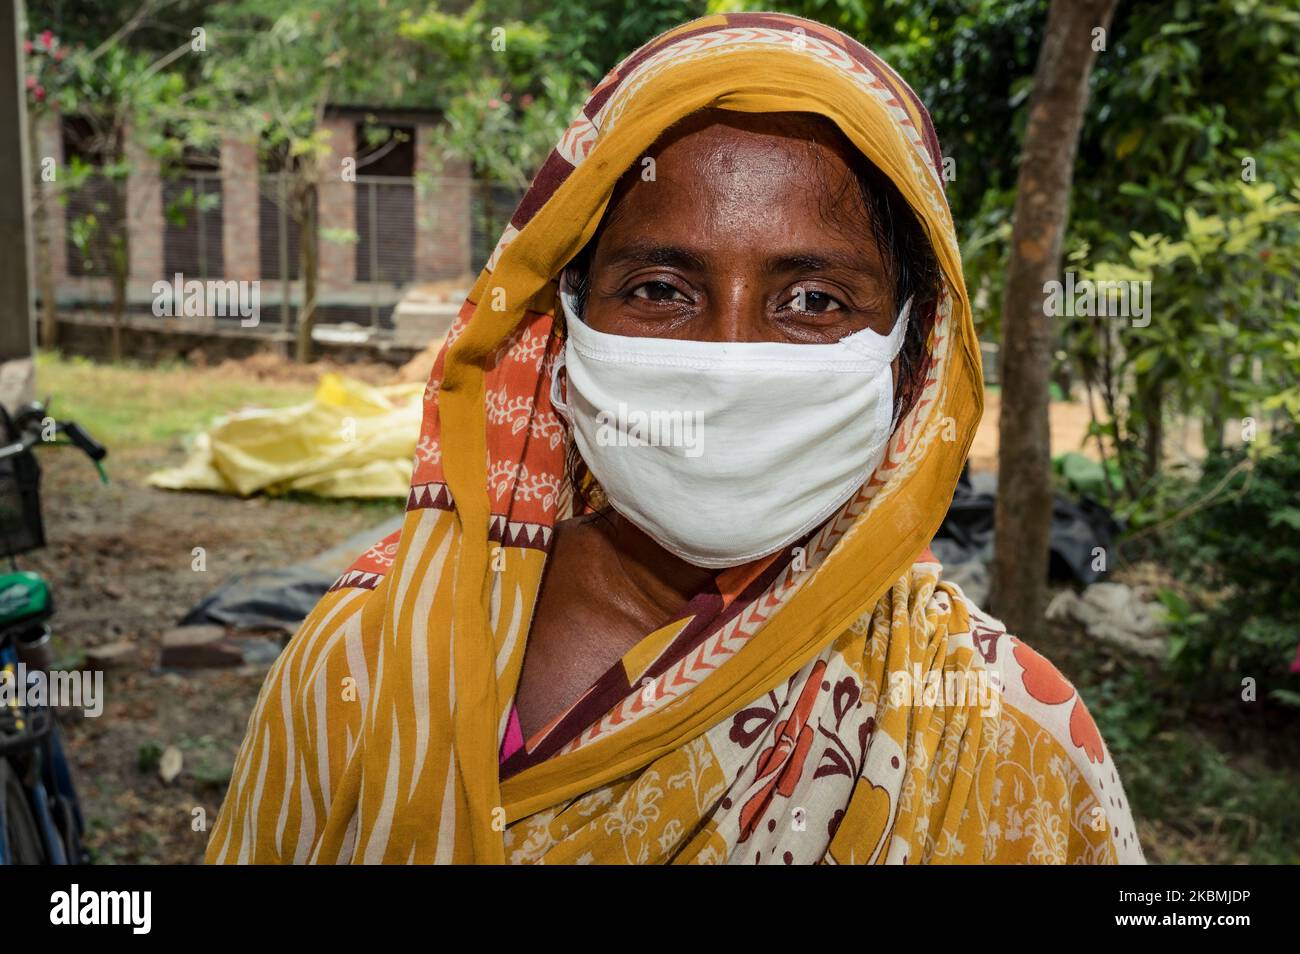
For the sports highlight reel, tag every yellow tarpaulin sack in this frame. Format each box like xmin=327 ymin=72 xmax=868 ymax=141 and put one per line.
xmin=148 ymin=373 xmax=424 ymax=499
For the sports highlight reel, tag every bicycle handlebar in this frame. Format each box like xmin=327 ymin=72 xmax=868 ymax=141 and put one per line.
xmin=0 ymin=401 xmax=109 ymax=473
xmin=58 ymin=422 xmax=107 ymax=462
xmin=0 ymin=432 xmax=38 ymax=461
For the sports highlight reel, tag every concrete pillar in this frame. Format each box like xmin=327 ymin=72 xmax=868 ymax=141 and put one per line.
xmin=220 ymin=137 xmax=259 ymax=282
xmin=318 ymin=117 xmax=355 ymax=291
xmin=415 ymin=124 xmax=471 ymax=281
xmin=125 ymin=124 xmax=163 ymax=288
xmin=34 ymin=112 xmax=64 ymax=283
xmin=0 ymin=0 xmax=34 ymax=363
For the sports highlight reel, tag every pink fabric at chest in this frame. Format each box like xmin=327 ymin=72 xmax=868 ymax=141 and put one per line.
xmin=500 ymin=702 xmax=524 ymax=764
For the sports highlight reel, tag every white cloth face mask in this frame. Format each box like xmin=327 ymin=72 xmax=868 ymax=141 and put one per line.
xmin=550 ymin=283 xmax=911 ymax=569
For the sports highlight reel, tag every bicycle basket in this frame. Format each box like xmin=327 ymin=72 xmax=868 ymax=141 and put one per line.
xmin=0 ymin=449 xmax=43 ymax=559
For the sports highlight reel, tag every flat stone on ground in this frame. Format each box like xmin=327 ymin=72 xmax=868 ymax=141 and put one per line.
xmin=160 ymin=625 xmax=243 ymax=669
xmin=84 ymin=640 xmax=139 ymax=670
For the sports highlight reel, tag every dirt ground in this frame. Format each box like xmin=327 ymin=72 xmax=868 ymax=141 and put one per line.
xmin=29 ymin=444 xmax=399 ymax=864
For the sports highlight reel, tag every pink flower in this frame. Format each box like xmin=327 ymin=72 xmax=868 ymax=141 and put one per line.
xmin=23 ymin=40 xmax=32 ymax=54
xmin=520 ymin=94 xmax=534 ymax=107
xmin=54 ymin=49 xmax=64 ymax=62
xmin=487 ymin=98 xmax=500 ymax=109
xmin=502 ymin=92 xmax=512 ymax=102
xmin=40 ymin=30 xmax=53 ymax=49
xmin=33 ymin=85 xmax=45 ymax=101
xmin=25 ymin=75 xmax=35 ymax=89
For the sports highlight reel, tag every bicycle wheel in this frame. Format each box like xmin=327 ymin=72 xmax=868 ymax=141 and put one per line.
xmin=53 ymin=793 xmax=87 ymax=864
xmin=42 ymin=723 xmax=88 ymax=864
xmin=0 ymin=758 xmax=45 ymax=864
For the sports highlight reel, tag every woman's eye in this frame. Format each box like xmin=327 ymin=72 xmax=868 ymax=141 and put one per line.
xmin=631 ymin=281 xmax=687 ymax=303
xmin=787 ymin=288 xmax=843 ymax=314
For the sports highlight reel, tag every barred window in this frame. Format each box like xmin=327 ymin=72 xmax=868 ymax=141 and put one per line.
xmin=354 ymin=124 xmax=415 ymax=285
xmin=163 ymin=147 xmax=224 ymax=281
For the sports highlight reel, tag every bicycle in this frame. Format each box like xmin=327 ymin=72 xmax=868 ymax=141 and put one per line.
xmin=0 ymin=398 xmax=107 ymax=864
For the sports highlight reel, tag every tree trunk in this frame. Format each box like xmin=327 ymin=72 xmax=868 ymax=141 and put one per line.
xmin=1141 ymin=377 xmax=1163 ymax=482
xmin=1202 ymin=374 xmax=1226 ymax=455
xmin=29 ymin=121 xmax=58 ymax=350
xmin=295 ymin=185 xmax=318 ymax=363
xmin=991 ymin=0 xmax=1119 ymax=641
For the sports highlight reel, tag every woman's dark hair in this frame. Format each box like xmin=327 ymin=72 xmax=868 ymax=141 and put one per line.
xmin=560 ymin=114 xmax=944 ymax=515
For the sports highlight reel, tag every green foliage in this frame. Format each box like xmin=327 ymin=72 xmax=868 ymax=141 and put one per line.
xmin=202 ymin=0 xmax=414 ymax=161
xmin=406 ymin=0 xmax=700 ymax=185
xmin=28 ymin=0 xmax=217 ymax=69
xmin=430 ymin=73 xmax=587 ymax=189
xmin=136 ymin=740 xmax=163 ymax=774
xmin=540 ymin=0 xmax=709 ymax=81
xmin=49 ymin=40 xmax=187 ymax=151
xmin=163 ymin=185 xmax=220 ymax=229
xmin=1155 ymin=424 xmax=1300 ymax=689
xmin=956 ymin=185 xmax=1015 ymax=336
xmin=1080 ymin=0 xmax=1300 ymax=254
xmin=1085 ymin=667 xmax=1163 ymax=754
xmin=1069 ymin=163 xmax=1300 ymax=510
xmin=399 ymin=1 xmax=551 ymax=82
xmin=1052 ymin=451 xmax=1122 ymax=501
xmin=1085 ymin=666 xmax=1300 ymax=863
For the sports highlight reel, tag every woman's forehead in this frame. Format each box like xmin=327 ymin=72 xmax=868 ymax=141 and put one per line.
xmin=598 ymin=110 xmax=877 ymax=257
xmin=633 ymin=109 xmax=863 ymax=181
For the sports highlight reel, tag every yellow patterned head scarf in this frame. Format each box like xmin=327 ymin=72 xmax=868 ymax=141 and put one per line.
xmin=207 ymin=12 xmax=1143 ymax=865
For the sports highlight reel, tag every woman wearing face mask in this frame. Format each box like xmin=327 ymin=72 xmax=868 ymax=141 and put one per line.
xmin=207 ymin=12 xmax=1143 ymax=865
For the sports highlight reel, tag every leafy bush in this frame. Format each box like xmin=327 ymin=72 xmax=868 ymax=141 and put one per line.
xmin=1157 ymin=425 xmax=1300 ymax=694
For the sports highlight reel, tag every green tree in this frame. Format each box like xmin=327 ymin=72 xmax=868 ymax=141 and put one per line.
xmin=990 ymin=0 xmax=1117 ymax=641
xmin=201 ymin=0 xmax=418 ymax=361
xmin=28 ymin=29 xmax=191 ymax=361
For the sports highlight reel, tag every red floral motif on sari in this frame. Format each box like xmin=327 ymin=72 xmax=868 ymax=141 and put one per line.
xmin=1012 ymin=638 xmax=1074 ymax=705
xmin=737 ymin=660 xmax=827 ymax=842
xmin=1013 ymin=638 xmax=1105 ymax=764
xmin=1069 ymin=694 xmax=1105 ymax=764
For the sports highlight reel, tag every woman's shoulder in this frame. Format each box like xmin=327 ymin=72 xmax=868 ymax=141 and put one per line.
xmin=934 ymin=576 xmax=1146 ymax=863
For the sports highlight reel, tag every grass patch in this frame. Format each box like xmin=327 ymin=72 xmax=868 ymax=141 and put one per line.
xmin=35 ymin=351 xmax=317 ymax=451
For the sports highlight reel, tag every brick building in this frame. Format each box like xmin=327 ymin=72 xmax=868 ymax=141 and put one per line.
xmin=37 ymin=105 xmax=519 ymax=361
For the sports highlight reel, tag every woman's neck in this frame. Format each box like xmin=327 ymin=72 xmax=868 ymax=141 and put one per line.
xmin=591 ymin=509 xmax=717 ymax=618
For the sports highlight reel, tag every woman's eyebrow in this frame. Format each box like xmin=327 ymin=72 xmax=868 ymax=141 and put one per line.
xmin=764 ymin=250 xmax=883 ymax=279
xmin=598 ymin=242 xmax=885 ymax=281
xmin=600 ymin=241 xmax=710 ymax=273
